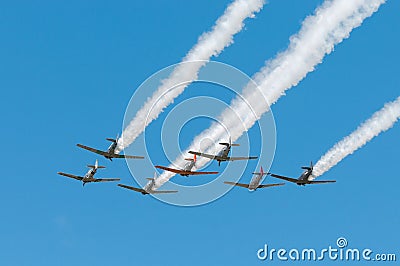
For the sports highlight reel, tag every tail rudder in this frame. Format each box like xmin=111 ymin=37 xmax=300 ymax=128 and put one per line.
xmin=106 ymin=134 xmax=119 ymax=143
xmin=184 ymin=154 xmax=197 ymax=162
xmin=252 ymin=166 xmax=266 ymax=176
xmin=87 ymin=165 xmax=106 ymax=169
xmin=301 ymin=161 xmax=313 ymax=171
xmin=87 ymin=160 xmax=106 ymax=169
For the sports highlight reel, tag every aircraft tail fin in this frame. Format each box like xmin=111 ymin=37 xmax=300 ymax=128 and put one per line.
xmin=252 ymin=166 xmax=266 ymax=175
xmin=146 ymin=172 xmax=158 ymax=181
xmin=106 ymin=134 xmax=119 ymax=143
xmin=184 ymin=154 xmax=197 ymax=162
xmin=87 ymin=164 xmax=106 ymax=169
xmin=219 ymin=142 xmax=240 ymax=147
xmin=301 ymin=161 xmax=313 ymax=171
xmin=88 ymin=159 xmax=106 ymax=169
xmin=220 ymin=136 xmax=239 ymax=147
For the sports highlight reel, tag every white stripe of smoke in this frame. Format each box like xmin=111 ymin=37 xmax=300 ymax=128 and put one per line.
xmin=155 ymin=0 xmax=385 ymax=188
xmin=312 ymin=96 xmax=400 ymax=178
xmin=116 ymin=0 xmax=265 ymax=153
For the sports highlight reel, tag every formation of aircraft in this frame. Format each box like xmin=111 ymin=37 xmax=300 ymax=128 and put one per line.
xmin=189 ymin=137 xmax=258 ymax=166
xmin=77 ymin=136 xmax=144 ymax=161
xmin=59 ymin=135 xmax=335 ymax=195
xmin=268 ymin=162 xmax=336 ymax=186
xmin=155 ymin=154 xmax=219 ymax=176
xmin=117 ymin=173 xmax=178 ymax=195
xmin=224 ymin=166 xmax=285 ymax=191
xmin=57 ymin=159 xmax=120 ymax=186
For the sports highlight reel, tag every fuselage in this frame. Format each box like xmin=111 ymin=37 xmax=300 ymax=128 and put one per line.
xmin=180 ymin=160 xmax=196 ymax=176
xmin=142 ymin=179 xmax=156 ymax=195
xmin=217 ymin=145 xmax=231 ymax=161
xmin=248 ymin=173 xmax=263 ymax=191
xmin=105 ymin=142 xmax=117 ymax=160
xmin=83 ymin=168 xmax=97 ymax=181
xmin=296 ymin=169 xmax=313 ymax=185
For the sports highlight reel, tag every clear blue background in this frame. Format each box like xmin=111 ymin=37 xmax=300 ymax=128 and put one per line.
xmin=0 ymin=0 xmax=398 ymax=265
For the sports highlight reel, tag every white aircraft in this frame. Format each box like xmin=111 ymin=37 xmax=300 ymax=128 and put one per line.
xmin=189 ymin=137 xmax=258 ymax=166
xmin=58 ymin=160 xmax=120 ymax=186
xmin=224 ymin=166 xmax=285 ymax=191
xmin=118 ymin=173 xmax=178 ymax=195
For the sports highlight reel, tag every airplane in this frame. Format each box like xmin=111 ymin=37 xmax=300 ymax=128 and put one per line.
xmin=268 ymin=161 xmax=336 ymax=186
xmin=224 ymin=166 xmax=285 ymax=191
xmin=188 ymin=137 xmax=258 ymax=166
xmin=57 ymin=159 xmax=120 ymax=186
xmin=117 ymin=173 xmax=178 ymax=195
xmin=155 ymin=154 xmax=219 ymax=177
xmin=77 ymin=135 xmax=144 ymax=161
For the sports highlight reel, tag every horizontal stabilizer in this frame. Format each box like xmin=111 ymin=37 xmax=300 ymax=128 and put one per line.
xmin=87 ymin=164 xmax=106 ymax=169
xmin=106 ymin=138 xmax=117 ymax=143
xmin=251 ymin=172 xmax=267 ymax=175
xmin=219 ymin=142 xmax=240 ymax=147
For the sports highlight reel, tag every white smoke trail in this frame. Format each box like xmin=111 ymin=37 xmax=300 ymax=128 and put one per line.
xmin=312 ymin=96 xmax=400 ymax=178
xmin=155 ymin=0 xmax=386 ymax=188
xmin=116 ymin=0 xmax=265 ymax=153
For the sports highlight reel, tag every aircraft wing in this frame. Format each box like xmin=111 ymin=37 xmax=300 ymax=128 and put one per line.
xmin=227 ymin=156 xmax=258 ymax=161
xmin=120 ymin=154 xmax=144 ymax=159
xmin=150 ymin=190 xmax=178 ymax=194
xmin=77 ymin=144 xmax=144 ymax=159
xmin=155 ymin=165 xmax=218 ymax=176
xmin=107 ymin=154 xmax=144 ymax=159
xmin=224 ymin=181 xmax=249 ymax=188
xmin=188 ymin=151 xmax=218 ymax=160
xmin=118 ymin=183 xmax=147 ymax=194
xmin=257 ymin=183 xmax=285 ymax=188
xmin=187 ymin=171 xmax=219 ymax=175
xmin=94 ymin=178 xmax=121 ymax=182
xmin=57 ymin=172 xmax=83 ymax=181
xmin=155 ymin=165 xmax=185 ymax=174
xmin=269 ymin=173 xmax=299 ymax=183
xmin=77 ymin=144 xmax=109 ymax=156
xmin=307 ymin=180 xmax=336 ymax=184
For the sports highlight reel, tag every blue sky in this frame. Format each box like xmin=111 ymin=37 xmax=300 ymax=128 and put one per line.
xmin=0 ymin=0 xmax=399 ymax=265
